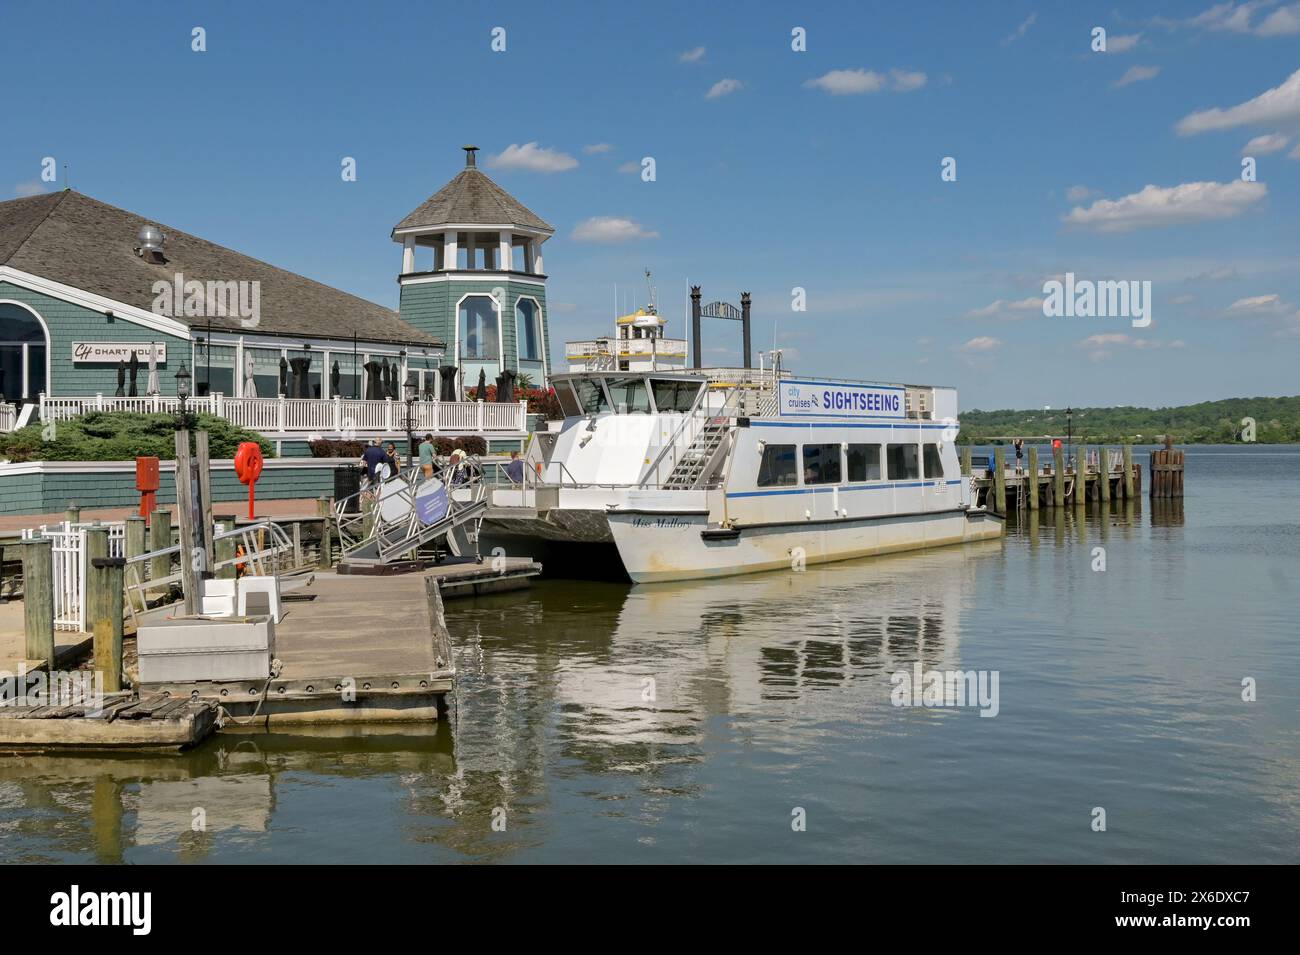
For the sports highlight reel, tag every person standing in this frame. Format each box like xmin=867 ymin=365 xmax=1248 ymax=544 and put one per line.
xmin=360 ymin=438 xmax=388 ymax=485
xmin=418 ymin=433 xmax=436 ymax=480
xmin=505 ymin=450 xmax=525 ymax=484
xmin=1014 ymin=438 xmax=1024 ymax=476
xmin=384 ymin=441 xmax=401 ymax=476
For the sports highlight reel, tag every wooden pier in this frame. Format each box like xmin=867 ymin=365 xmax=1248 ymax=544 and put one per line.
xmin=0 ymin=692 xmax=219 ymax=753
xmin=964 ymin=445 xmax=1145 ymax=512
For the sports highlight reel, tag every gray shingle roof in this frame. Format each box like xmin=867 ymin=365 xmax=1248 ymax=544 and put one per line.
xmin=393 ymin=163 xmax=553 ymax=234
xmin=0 ymin=190 xmax=442 ymax=347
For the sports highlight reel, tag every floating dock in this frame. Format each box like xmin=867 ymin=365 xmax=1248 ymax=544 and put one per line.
xmin=0 ymin=692 xmax=219 ymax=753
xmin=965 ymin=444 xmax=1145 ymax=512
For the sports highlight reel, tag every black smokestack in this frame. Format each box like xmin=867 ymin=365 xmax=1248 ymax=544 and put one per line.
xmin=690 ymin=285 xmax=702 ymax=369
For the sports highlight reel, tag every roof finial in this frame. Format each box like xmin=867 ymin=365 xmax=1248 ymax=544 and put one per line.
xmin=463 ymin=145 xmax=479 ymax=167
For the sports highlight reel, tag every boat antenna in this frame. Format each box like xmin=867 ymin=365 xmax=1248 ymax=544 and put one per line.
xmin=644 ymin=268 xmax=657 ymax=314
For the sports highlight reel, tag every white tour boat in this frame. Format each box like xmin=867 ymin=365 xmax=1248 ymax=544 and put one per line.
xmin=482 ymin=304 xmax=1003 ymax=582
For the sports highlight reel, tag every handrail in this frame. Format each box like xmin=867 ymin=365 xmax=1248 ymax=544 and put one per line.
xmin=638 ymin=381 xmax=716 ymax=486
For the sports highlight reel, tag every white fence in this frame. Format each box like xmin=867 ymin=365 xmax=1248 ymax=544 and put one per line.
xmin=32 ymin=393 xmax=529 ymax=436
xmin=20 ymin=521 xmax=126 ymax=632
xmin=0 ymin=402 xmax=16 ymax=432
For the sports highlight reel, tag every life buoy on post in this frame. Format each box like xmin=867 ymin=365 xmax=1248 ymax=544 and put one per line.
xmin=234 ymin=442 xmax=265 ymax=520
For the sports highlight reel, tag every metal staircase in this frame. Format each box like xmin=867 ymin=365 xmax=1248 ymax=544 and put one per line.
xmin=664 ymin=417 xmax=731 ymax=488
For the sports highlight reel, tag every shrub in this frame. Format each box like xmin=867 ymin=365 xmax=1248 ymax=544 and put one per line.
xmin=432 ymin=436 xmax=486 ymax=456
xmin=308 ymin=438 xmax=367 ymax=458
xmin=0 ymin=412 xmax=274 ymax=463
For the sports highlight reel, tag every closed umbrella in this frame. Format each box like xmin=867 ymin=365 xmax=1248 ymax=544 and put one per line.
xmin=115 ymin=360 xmax=126 ymax=398
xmin=330 ymin=360 xmax=340 ymax=398
xmin=476 ymin=366 xmax=487 ymax=400
xmin=128 ymin=351 xmax=139 ymax=397
xmin=147 ymin=343 xmax=160 ymax=395
xmin=243 ymin=353 xmax=257 ymax=397
xmin=379 ymin=357 xmax=391 ymax=399
xmin=278 ymin=356 xmax=289 ymax=397
xmin=299 ymin=354 xmax=312 ymax=398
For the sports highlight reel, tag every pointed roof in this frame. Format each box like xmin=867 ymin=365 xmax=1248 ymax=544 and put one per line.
xmin=0 ymin=190 xmax=440 ymax=346
xmin=393 ymin=146 xmax=554 ymax=235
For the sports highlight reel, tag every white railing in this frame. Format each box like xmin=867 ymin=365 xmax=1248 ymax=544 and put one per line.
xmin=38 ymin=393 xmax=528 ymax=435
xmin=0 ymin=402 xmax=16 ymax=433
xmin=20 ymin=521 xmax=126 ymax=632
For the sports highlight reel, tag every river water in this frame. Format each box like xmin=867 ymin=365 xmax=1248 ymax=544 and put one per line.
xmin=2 ymin=445 xmax=1297 ymax=863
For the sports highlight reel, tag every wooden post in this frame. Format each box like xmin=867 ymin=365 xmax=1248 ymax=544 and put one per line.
xmin=83 ymin=526 xmax=110 ymax=635
xmin=88 ymin=555 xmax=124 ymax=693
xmin=1099 ymin=446 xmax=1111 ymax=503
xmin=195 ymin=430 xmax=215 ymax=576
xmin=174 ymin=430 xmax=199 ymax=615
xmin=125 ymin=516 xmax=146 ymax=561
xmin=1053 ymin=447 xmax=1065 ymax=508
xmin=993 ymin=446 xmax=1006 ymax=513
xmin=292 ymin=522 xmax=302 ymax=566
xmin=960 ymin=447 xmax=972 ymax=477
xmin=149 ymin=508 xmax=172 ymax=595
xmin=317 ymin=497 xmax=333 ymax=569
xmin=1122 ymin=444 xmax=1133 ymax=499
xmin=1027 ymin=447 xmax=1039 ymax=511
xmin=21 ymin=538 xmax=54 ymax=666
xmin=213 ymin=513 xmax=236 ymax=580
xmin=65 ymin=505 xmax=81 ymax=524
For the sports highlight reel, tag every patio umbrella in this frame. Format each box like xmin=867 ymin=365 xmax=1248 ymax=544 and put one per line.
xmin=299 ymin=354 xmax=312 ymax=398
xmin=115 ymin=360 xmax=126 ymax=397
xmin=243 ymin=353 xmax=257 ymax=397
xmin=379 ymin=357 xmax=391 ymax=399
xmin=278 ymin=356 xmax=289 ymax=396
xmin=147 ymin=343 xmax=160 ymax=394
xmin=127 ymin=351 xmax=139 ymax=397
xmin=330 ymin=360 xmax=340 ymax=398
xmin=439 ymin=365 xmax=458 ymax=402
xmin=476 ymin=367 xmax=487 ymax=400
xmin=363 ymin=359 xmax=381 ymax=399
xmin=388 ymin=361 xmax=398 ymax=398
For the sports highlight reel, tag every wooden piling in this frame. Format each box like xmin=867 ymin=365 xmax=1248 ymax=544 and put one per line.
xmin=961 ymin=447 xmax=972 ymax=477
xmin=21 ymin=538 xmax=54 ymax=666
xmin=1122 ymin=444 xmax=1133 ymax=499
xmin=317 ymin=497 xmax=333 ymax=570
xmin=195 ymin=431 xmax=215 ymax=576
xmin=65 ymin=505 xmax=80 ymax=524
xmin=149 ymin=509 xmax=172 ymax=595
xmin=88 ymin=555 xmax=124 ymax=692
xmin=1027 ymin=447 xmax=1039 ymax=510
xmin=125 ymin=516 xmax=146 ymax=562
xmin=993 ymin=447 xmax=1006 ymax=513
xmin=174 ymin=430 xmax=199 ymax=614
xmin=83 ymin=526 xmax=110 ymax=637
xmin=1099 ymin=446 xmax=1111 ymax=503
xmin=1053 ymin=447 xmax=1065 ymax=507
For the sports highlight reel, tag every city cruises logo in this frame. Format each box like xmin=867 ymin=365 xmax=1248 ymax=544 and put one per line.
xmin=151 ymin=271 xmax=261 ymax=328
xmin=890 ymin=662 xmax=1000 ymax=717
xmin=0 ymin=665 xmax=105 ymax=714
xmin=1042 ymin=272 xmax=1151 ymax=328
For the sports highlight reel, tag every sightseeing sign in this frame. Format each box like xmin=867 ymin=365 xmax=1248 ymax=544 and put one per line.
xmin=778 ymin=379 xmax=905 ymax=418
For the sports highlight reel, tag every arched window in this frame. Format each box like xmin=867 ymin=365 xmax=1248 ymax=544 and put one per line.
xmin=0 ymin=303 xmax=48 ymax=401
xmin=516 ymin=299 xmax=542 ymax=362
xmin=458 ymin=296 xmax=499 ymax=361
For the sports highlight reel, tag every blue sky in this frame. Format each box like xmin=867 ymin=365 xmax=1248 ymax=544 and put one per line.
xmin=2 ymin=0 xmax=1298 ymax=409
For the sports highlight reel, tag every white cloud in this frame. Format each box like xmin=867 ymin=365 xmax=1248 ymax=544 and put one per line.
xmin=959 ymin=336 xmax=1003 ymax=352
xmin=1256 ymin=3 xmax=1300 ymax=35
xmin=1113 ymin=65 xmax=1160 ymax=88
xmin=1187 ymin=2 xmax=1269 ymax=33
xmin=1001 ymin=12 xmax=1037 ymax=45
xmin=13 ymin=181 xmax=49 ymax=197
xmin=679 ymin=46 xmax=706 ymax=63
xmin=1170 ymin=293 xmax=1197 ymax=304
xmin=1066 ymin=185 xmax=1095 ymax=202
xmin=965 ymin=296 xmax=1042 ymax=320
xmin=1176 ymin=68 xmax=1300 ymax=135
xmin=571 ymin=216 xmax=659 ymax=243
xmin=1077 ymin=332 xmax=1185 ymax=361
xmin=1186 ymin=266 xmax=1240 ymax=282
xmin=1062 ymin=180 xmax=1267 ymax=232
xmin=889 ymin=68 xmax=928 ymax=92
xmin=1242 ymin=132 xmax=1289 ymax=154
xmin=583 ymin=143 xmax=614 ymax=155
xmin=1106 ymin=33 xmax=1142 ymax=52
xmin=616 ymin=161 xmax=640 ymax=174
xmin=487 ymin=142 xmax=579 ymax=173
xmin=1227 ymin=293 xmax=1288 ymax=313
xmin=706 ymin=78 xmax=743 ymax=100
xmin=804 ymin=69 xmax=886 ymax=95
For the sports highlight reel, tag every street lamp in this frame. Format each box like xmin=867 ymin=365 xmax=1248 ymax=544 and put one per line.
xmin=175 ymin=361 xmax=193 ymax=430
xmin=403 ymin=371 xmax=418 ymax=468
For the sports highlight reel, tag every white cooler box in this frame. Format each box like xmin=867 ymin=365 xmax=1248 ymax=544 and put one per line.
xmin=137 ymin=615 xmax=276 ymax=684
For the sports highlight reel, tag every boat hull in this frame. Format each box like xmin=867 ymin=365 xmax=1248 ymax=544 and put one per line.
xmin=607 ymin=507 xmax=1003 ymax=583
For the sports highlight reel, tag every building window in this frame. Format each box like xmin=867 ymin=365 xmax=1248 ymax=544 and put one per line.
xmin=0 ymin=304 xmax=47 ymax=401
xmin=847 ymin=444 xmax=881 ymax=481
xmin=757 ymin=444 xmax=798 ymax=487
xmin=923 ymin=444 xmax=945 ymax=479
xmin=516 ymin=299 xmax=542 ymax=362
xmin=459 ymin=296 xmax=499 ymax=361
xmin=802 ymin=444 xmax=842 ymax=484
xmin=887 ymin=443 xmax=920 ymax=481
xmin=196 ymin=344 xmax=236 ymax=397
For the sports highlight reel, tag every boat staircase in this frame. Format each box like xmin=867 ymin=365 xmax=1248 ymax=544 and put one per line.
xmin=334 ymin=461 xmax=489 ymax=566
xmin=663 ymin=418 xmax=732 ymax=488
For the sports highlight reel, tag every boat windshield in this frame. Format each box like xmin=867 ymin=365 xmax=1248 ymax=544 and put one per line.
xmin=650 ymin=378 xmax=701 ymax=413
xmin=606 ymin=377 xmax=652 ymax=413
xmin=571 ymin=378 xmax=610 ymax=414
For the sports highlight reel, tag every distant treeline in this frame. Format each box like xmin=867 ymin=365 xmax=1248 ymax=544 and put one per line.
xmin=958 ymin=396 xmax=1300 ymax=444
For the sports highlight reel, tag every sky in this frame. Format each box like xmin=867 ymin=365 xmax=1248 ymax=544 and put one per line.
xmin=2 ymin=0 xmax=1298 ymax=411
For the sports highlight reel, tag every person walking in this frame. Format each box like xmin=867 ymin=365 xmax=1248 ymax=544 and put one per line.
xmin=360 ymin=438 xmax=388 ymax=486
xmin=418 ymin=433 xmax=436 ymax=480
xmin=505 ymin=450 xmax=525 ymax=484
xmin=385 ymin=441 xmax=401 ymax=476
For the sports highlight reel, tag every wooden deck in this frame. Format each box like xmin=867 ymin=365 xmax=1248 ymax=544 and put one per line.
xmin=0 ymin=691 xmax=218 ymax=753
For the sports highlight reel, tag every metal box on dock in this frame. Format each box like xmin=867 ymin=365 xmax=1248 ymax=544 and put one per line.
xmin=137 ymin=615 xmax=275 ymax=684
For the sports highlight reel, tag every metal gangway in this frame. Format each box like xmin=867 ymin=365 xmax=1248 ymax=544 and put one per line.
xmin=333 ymin=457 xmax=490 ymax=565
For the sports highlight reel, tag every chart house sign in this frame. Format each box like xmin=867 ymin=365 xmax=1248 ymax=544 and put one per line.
xmin=72 ymin=342 xmax=167 ymax=364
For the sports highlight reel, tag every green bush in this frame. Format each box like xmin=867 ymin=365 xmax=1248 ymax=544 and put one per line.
xmin=0 ymin=412 xmax=275 ymax=462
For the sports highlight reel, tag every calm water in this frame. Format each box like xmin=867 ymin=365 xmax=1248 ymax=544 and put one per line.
xmin=2 ymin=445 xmax=1297 ymax=863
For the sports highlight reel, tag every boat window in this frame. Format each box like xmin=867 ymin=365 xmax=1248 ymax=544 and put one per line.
xmin=886 ymin=443 xmax=920 ymax=481
xmin=847 ymin=444 xmax=882 ymax=481
xmin=571 ymin=378 xmax=610 ymax=414
xmin=606 ymin=377 xmax=652 ymax=413
xmin=554 ymin=382 xmax=582 ymax=418
xmin=757 ymin=444 xmax=798 ymax=487
xmin=923 ymin=444 xmax=945 ymax=479
xmin=651 ymin=379 xmax=701 ymax=413
xmin=802 ymin=444 xmax=842 ymax=485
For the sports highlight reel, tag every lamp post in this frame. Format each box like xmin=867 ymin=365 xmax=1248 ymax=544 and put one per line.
xmin=403 ymin=372 xmax=417 ymax=468
xmin=1066 ymin=406 xmax=1073 ymax=470
xmin=175 ymin=361 xmax=193 ymax=430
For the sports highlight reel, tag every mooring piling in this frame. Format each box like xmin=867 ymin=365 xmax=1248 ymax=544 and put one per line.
xmin=21 ymin=538 xmax=54 ymax=666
